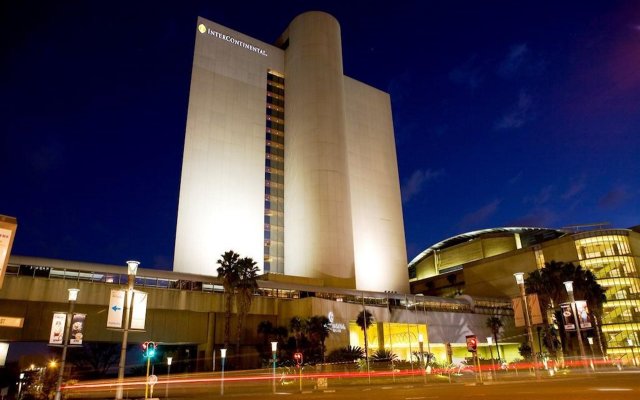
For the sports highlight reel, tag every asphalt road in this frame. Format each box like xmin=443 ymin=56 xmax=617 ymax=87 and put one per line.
xmin=66 ymin=369 xmax=640 ymax=400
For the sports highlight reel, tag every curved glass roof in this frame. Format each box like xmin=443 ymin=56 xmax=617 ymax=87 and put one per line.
xmin=408 ymin=226 xmax=566 ymax=268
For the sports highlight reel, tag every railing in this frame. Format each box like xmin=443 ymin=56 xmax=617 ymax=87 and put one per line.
xmin=5 ymin=263 xmax=504 ymax=315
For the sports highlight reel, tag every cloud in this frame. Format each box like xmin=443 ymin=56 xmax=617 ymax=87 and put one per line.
xmin=561 ymin=176 xmax=587 ymax=200
xmin=508 ymin=171 xmax=523 ymax=185
xmin=524 ymin=185 xmax=554 ymax=206
xmin=449 ymin=56 xmax=484 ymax=90
xmin=494 ymin=91 xmax=533 ymax=130
xmin=458 ymin=199 xmax=501 ymax=229
xmin=401 ymin=168 xmax=444 ymax=203
xmin=598 ymin=185 xmax=631 ymax=208
xmin=508 ymin=208 xmax=557 ymax=227
xmin=498 ymin=43 xmax=529 ymax=78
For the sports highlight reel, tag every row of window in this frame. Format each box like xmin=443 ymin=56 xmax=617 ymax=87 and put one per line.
xmin=267 ymin=85 xmax=284 ymax=96
xmin=267 ymin=108 xmax=285 ymax=119
xmin=267 ymin=73 xmax=284 ymax=85
xmin=266 ymin=120 xmax=284 ymax=131
xmin=266 ymin=133 xmax=284 ymax=144
xmin=267 ymin=146 xmax=284 ymax=158
xmin=265 ymin=71 xmax=286 ymax=274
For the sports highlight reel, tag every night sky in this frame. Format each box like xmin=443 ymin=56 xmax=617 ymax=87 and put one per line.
xmin=1 ymin=1 xmax=639 ymax=269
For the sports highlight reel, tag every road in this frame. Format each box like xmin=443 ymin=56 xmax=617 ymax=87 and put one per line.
xmin=65 ymin=369 xmax=640 ymax=399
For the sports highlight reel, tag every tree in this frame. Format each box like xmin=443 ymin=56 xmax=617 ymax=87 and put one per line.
xmin=289 ymin=317 xmax=305 ymax=351
xmin=66 ymin=343 xmax=120 ymax=379
xmin=306 ymin=315 xmax=330 ymax=363
xmin=525 ymin=260 xmax=606 ymax=356
xmin=234 ymin=256 xmax=259 ymax=356
xmin=518 ymin=341 xmax=532 ymax=360
xmin=217 ymin=250 xmax=240 ymax=349
xmin=485 ymin=315 xmax=503 ymax=360
xmin=356 ymin=309 xmax=374 ymax=361
xmin=327 ymin=346 xmax=364 ymax=363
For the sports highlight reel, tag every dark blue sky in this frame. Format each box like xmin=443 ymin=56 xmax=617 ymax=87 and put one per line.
xmin=1 ymin=1 xmax=639 ymax=268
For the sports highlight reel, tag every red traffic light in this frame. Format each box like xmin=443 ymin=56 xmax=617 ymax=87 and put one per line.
xmin=293 ymin=352 xmax=303 ymax=365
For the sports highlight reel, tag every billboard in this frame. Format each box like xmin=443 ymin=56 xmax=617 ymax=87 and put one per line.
xmin=69 ymin=313 xmax=86 ymax=345
xmin=0 ymin=343 xmax=8 ymax=367
xmin=0 ymin=215 xmax=18 ymax=289
xmin=561 ymin=303 xmax=576 ymax=331
xmin=130 ymin=291 xmax=148 ymax=330
xmin=107 ymin=289 xmax=126 ymax=328
xmin=49 ymin=312 xmax=67 ymax=345
xmin=512 ymin=293 xmax=543 ymax=328
xmin=575 ymin=300 xmax=592 ymax=330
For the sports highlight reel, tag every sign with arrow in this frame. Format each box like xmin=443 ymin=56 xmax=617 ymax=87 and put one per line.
xmin=107 ymin=289 xmax=126 ymax=328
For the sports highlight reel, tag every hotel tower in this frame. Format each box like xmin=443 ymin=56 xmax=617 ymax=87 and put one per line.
xmin=174 ymin=12 xmax=408 ymax=293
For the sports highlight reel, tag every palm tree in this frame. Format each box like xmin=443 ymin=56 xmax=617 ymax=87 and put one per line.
xmin=485 ymin=315 xmax=503 ymax=360
xmin=234 ymin=257 xmax=259 ymax=356
xmin=306 ymin=315 xmax=330 ymax=363
xmin=356 ymin=310 xmax=374 ymax=361
xmin=216 ymin=250 xmax=240 ymax=349
xmin=289 ymin=317 xmax=305 ymax=351
xmin=525 ymin=260 xmax=606 ymax=356
xmin=327 ymin=346 xmax=365 ymax=363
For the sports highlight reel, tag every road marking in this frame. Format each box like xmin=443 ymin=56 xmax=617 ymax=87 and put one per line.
xmin=382 ymin=386 xmax=394 ymax=389
xmin=323 ymin=390 xmax=336 ymax=393
xmin=406 ymin=397 xmax=426 ymax=399
xmin=591 ymin=388 xmax=632 ymax=392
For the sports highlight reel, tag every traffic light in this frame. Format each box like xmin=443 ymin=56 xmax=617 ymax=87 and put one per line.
xmin=465 ymin=335 xmax=477 ymax=352
xmin=142 ymin=341 xmax=157 ymax=358
xmin=293 ymin=352 xmax=303 ymax=366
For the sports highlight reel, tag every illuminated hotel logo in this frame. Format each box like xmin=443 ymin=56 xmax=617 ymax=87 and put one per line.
xmin=197 ymin=22 xmax=268 ymax=57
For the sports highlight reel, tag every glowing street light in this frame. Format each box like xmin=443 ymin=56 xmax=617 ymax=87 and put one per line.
xmin=54 ymin=288 xmax=79 ymax=400
xmin=514 ymin=272 xmax=539 ymax=379
xmin=627 ymin=338 xmax=636 ymax=367
xmin=220 ymin=348 xmax=227 ymax=395
xmin=563 ymin=281 xmax=589 ymax=373
xmin=116 ymin=260 xmax=139 ymax=400
xmin=271 ymin=341 xmax=278 ymax=393
xmin=487 ymin=336 xmax=496 ymax=380
xmin=165 ymin=356 xmax=172 ymax=399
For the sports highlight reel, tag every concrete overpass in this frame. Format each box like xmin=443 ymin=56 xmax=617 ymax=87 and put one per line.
xmin=0 ymin=256 xmax=516 ymax=369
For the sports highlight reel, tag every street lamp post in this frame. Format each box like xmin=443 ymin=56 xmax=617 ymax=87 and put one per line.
xmin=220 ymin=348 xmax=227 ymax=395
xmin=54 ymin=288 xmax=79 ymax=400
xmin=271 ymin=342 xmax=278 ymax=393
xmin=587 ymin=337 xmax=595 ymax=370
xmin=514 ymin=273 xmax=540 ymax=379
xmin=487 ymin=337 xmax=496 ymax=380
xmin=418 ymin=334 xmax=426 ymax=383
xmin=563 ymin=281 xmax=589 ymax=373
xmin=627 ymin=338 xmax=636 ymax=367
xmin=116 ymin=260 xmax=140 ymax=400
xmin=165 ymin=357 xmax=172 ymax=399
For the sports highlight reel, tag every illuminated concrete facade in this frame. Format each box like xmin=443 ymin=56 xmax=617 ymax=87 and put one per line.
xmin=410 ymin=226 xmax=640 ymax=363
xmin=174 ymin=12 xmax=408 ymax=293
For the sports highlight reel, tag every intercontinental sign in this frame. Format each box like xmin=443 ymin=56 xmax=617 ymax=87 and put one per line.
xmin=198 ymin=23 xmax=268 ymax=57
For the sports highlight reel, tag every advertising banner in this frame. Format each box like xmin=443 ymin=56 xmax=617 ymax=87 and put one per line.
xmin=69 ymin=313 xmax=86 ymax=345
xmin=0 ymin=343 xmax=8 ymax=367
xmin=130 ymin=290 xmax=148 ymax=330
xmin=49 ymin=312 xmax=67 ymax=345
xmin=0 ymin=215 xmax=18 ymax=289
xmin=512 ymin=294 xmax=543 ymax=327
xmin=561 ymin=303 xmax=576 ymax=331
xmin=575 ymin=300 xmax=592 ymax=330
xmin=107 ymin=289 xmax=126 ymax=328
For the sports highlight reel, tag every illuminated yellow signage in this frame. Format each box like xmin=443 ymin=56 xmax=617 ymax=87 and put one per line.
xmin=0 ymin=316 xmax=23 ymax=328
